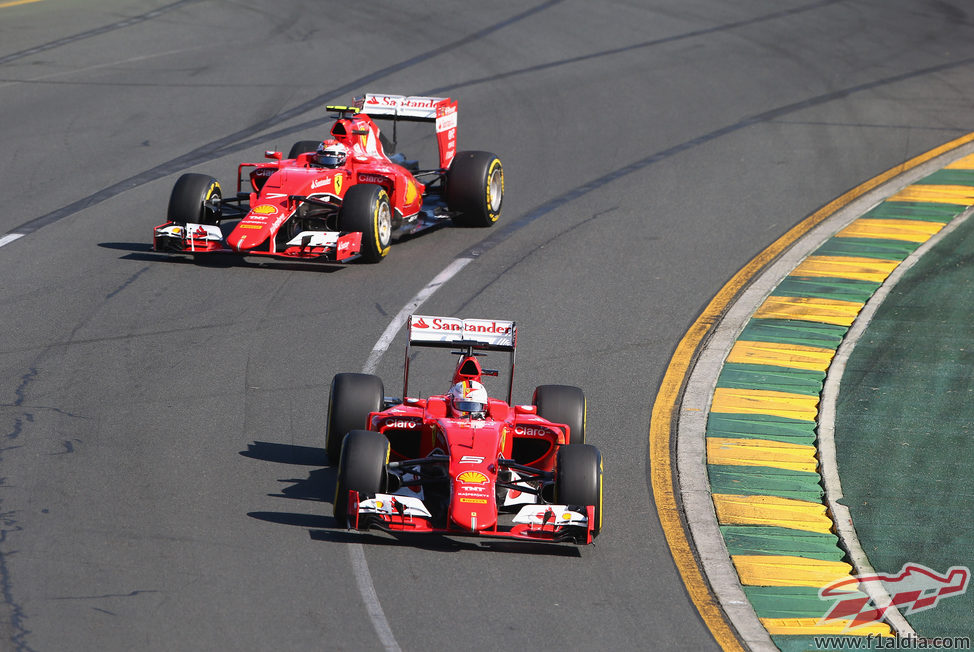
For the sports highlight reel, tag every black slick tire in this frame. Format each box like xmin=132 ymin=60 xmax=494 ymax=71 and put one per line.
xmin=533 ymin=384 xmax=586 ymax=445
xmin=555 ymin=444 xmax=603 ymax=537
xmin=167 ymin=173 xmax=222 ymax=224
xmin=338 ymin=184 xmax=392 ymax=263
xmin=447 ymin=151 xmax=503 ymax=227
xmin=287 ymin=140 xmax=321 ymax=159
xmin=326 ymin=373 xmax=384 ymax=463
xmin=333 ymin=430 xmax=389 ymax=523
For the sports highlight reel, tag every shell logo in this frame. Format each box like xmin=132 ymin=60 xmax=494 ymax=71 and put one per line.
xmin=252 ymin=204 xmax=277 ymax=215
xmin=456 ymin=471 xmax=489 ymax=485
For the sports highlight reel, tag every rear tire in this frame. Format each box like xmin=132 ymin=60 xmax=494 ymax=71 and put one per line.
xmin=287 ymin=140 xmax=321 ymax=159
xmin=167 ymin=173 xmax=221 ymax=225
xmin=447 ymin=151 xmax=503 ymax=227
xmin=326 ymin=373 xmax=384 ymax=463
xmin=338 ymin=184 xmax=392 ymax=263
xmin=555 ymin=444 xmax=603 ymax=537
xmin=333 ymin=430 xmax=389 ymax=522
xmin=533 ymin=385 xmax=586 ymax=445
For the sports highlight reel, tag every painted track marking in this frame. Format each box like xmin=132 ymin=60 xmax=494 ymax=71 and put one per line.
xmin=657 ymin=131 xmax=974 ymax=650
xmin=345 ymin=256 xmax=474 ymax=652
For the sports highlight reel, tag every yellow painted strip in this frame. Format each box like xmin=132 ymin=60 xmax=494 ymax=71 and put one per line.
xmin=887 ymin=184 xmax=974 ymax=205
xmin=0 ymin=0 xmax=42 ymax=7
xmin=707 ymin=437 xmax=819 ymax=473
xmin=791 ymin=255 xmax=899 ymax=283
xmin=727 ymin=340 xmax=834 ymax=371
xmin=753 ymin=295 xmax=863 ymax=327
xmin=945 ymin=153 xmax=974 ymax=169
xmin=714 ymin=495 xmax=833 ymax=533
xmin=649 ymin=131 xmax=974 ymax=651
xmin=836 ymin=218 xmax=944 ymax=242
xmin=732 ymin=555 xmax=852 ymax=587
xmin=711 ymin=387 xmax=819 ymax=421
xmin=761 ymin=618 xmax=892 ymax=637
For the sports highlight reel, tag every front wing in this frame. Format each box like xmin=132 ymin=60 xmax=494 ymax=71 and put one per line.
xmin=343 ymin=491 xmax=596 ymax=545
xmin=153 ymin=222 xmax=363 ymax=263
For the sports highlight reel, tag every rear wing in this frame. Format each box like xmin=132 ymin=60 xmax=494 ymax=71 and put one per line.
xmin=404 ymin=315 xmax=517 ymax=402
xmin=355 ymin=93 xmax=458 ymax=169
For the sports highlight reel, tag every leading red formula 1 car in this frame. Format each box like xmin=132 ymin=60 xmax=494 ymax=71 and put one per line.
xmin=153 ymin=93 xmax=504 ymax=263
xmin=326 ymin=315 xmax=603 ymax=545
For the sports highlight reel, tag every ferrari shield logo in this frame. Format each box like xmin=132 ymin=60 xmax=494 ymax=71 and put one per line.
xmin=334 ymin=173 xmax=343 ymax=195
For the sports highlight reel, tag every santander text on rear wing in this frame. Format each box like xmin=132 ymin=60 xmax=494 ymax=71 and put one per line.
xmin=408 ymin=315 xmax=516 ymax=351
xmin=405 ymin=315 xmax=517 ymax=403
xmin=356 ymin=93 xmax=458 ymax=169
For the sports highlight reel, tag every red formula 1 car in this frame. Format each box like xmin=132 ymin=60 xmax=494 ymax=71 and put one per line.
xmin=326 ymin=315 xmax=603 ymax=545
xmin=153 ymin=93 xmax=504 ymax=264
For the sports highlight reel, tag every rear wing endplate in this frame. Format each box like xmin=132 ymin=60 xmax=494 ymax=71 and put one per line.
xmin=404 ymin=315 xmax=517 ymax=402
xmin=355 ymin=93 xmax=457 ymax=169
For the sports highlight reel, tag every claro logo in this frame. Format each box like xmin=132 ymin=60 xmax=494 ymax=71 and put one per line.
xmin=514 ymin=425 xmax=551 ymax=438
xmin=384 ymin=419 xmax=418 ymax=429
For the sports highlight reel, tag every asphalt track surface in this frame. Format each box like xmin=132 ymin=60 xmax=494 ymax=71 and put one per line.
xmin=2 ymin=1 xmax=974 ymax=650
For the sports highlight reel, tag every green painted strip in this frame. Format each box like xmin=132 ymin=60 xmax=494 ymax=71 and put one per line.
xmin=744 ymin=586 xmax=832 ymax=618
xmin=738 ymin=319 xmax=848 ymax=348
xmin=717 ymin=362 xmax=824 ymax=396
xmin=773 ymin=276 xmax=880 ymax=303
xmin=706 ymin=412 xmax=817 ymax=444
xmin=710 ymin=466 xmax=824 ymax=501
xmin=813 ymin=236 xmax=921 ymax=260
xmin=863 ymin=200 xmax=966 ymax=221
xmin=917 ymin=168 xmax=974 ymax=187
xmin=722 ymin=526 xmax=840 ymax=561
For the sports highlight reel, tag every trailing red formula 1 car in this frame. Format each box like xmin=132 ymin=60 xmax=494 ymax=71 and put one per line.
xmin=153 ymin=93 xmax=504 ymax=264
xmin=326 ymin=315 xmax=603 ymax=545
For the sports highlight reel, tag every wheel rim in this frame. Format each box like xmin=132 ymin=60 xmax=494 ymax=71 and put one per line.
xmin=377 ymin=200 xmax=392 ymax=246
xmin=487 ymin=166 xmax=503 ymax=213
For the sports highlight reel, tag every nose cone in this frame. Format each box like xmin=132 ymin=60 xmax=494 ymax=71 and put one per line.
xmin=227 ymin=203 xmax=282 ymax=251
xmin=449 ymin=469 xmax=497 ymax=531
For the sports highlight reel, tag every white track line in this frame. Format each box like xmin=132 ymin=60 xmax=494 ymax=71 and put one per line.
xmin=0 ymin=234 xmax=25 ymax=248
xmin=347 ymin=255 xmax=474 ymax=652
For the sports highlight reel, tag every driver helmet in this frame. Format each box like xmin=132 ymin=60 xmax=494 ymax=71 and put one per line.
xmin=316 ymin=140 xmax=348 ymax=167
xmin=448 ymin=381 xmax=489 ymax=419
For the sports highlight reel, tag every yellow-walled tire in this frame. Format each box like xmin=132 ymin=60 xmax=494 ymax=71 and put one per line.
xmin=167 ymin=173 xmax=222 ymax=225
xmin=339 ymin=184 xmax=392 ymax=263
xmin=555 ymin=444 xmax=603 ymax=538
xmin=333 ymin=430 xmax=390 ymax=523
xmin=533 ymin=384 xmax=586 ymax=445
xmin=326 ymin=373 xmax=384 ymax=463
xmin=447 ymin=151 xmax=503 ymax=227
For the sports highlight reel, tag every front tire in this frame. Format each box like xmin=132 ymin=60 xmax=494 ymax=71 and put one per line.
xmin=555 ymin=444 xmax=603 ymax=537
xmin=333 ymin=430 xmax=390 ymax=523
xmin=447 ymin=151 xmax=503 ymax=227
xmin=533 ymin=385 xmax=586 ymax=445
xmin=326 ymin=373 xmax=384 ymax=463
xmin=338 ymin=184 xmax=392 ymax=263
xmin=167 ymin=173 xmax=221 ymax=225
